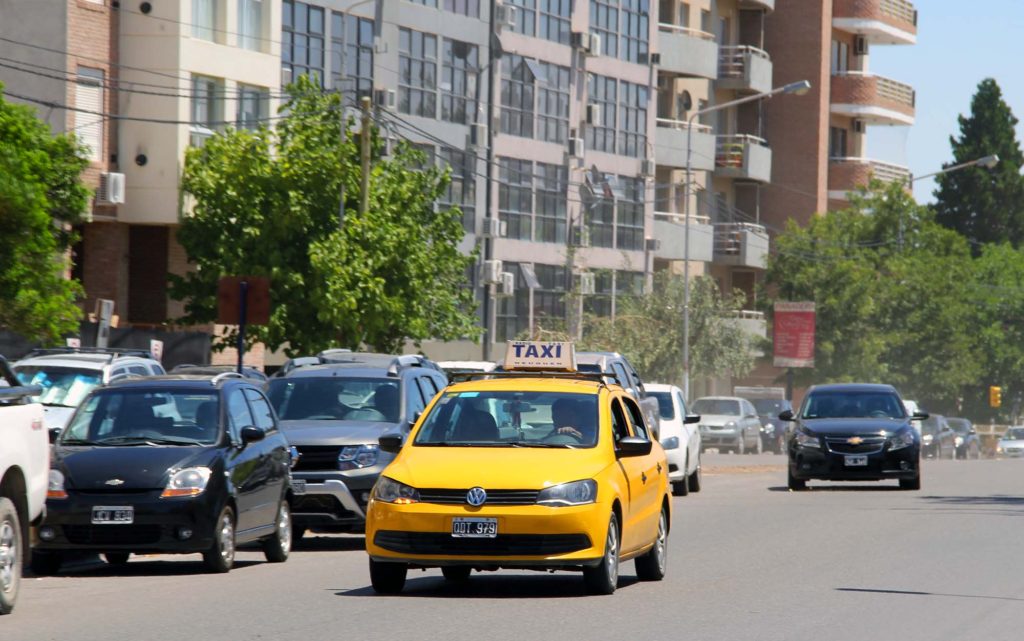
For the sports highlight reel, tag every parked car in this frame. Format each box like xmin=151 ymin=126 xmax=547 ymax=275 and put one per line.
xmin=781 ymin=383 xmax=925 ymax=490
xmin=266 ymin=352 xmax=447 ymax=538
xmin=751 ymin=398 xmax=793 ymax=454
xmin=14 ymin=347 xmax=165 ymax=433
xmin=647 ymin=383 xmax=702 ymax=496
xmin=996 ymin=427 xmax=1024 ymax=458
xmin=692 ymin=396 xmax=763 ymax=454
xmin=920 ymin=415 xmax=956 ymax=459
xmin=946 ymin=418 xmax=982 ymax=459
xmin=31 ymin=372 xmax=293 ymax=575
xmin=575 ymin=352 xmax=661 ymax=440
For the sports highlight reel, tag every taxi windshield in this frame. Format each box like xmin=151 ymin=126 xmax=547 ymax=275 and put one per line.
xmin=15 ymin=366 xmax=102 ymax=408
xmin=413 ymin=391 xmax=600 ymax=448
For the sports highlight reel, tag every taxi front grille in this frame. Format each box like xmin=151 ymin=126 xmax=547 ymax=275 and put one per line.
xmin=374 ymin=531 xmax=591 ymax=556
xmin=417 ymin=489 xmax=540 ymax=506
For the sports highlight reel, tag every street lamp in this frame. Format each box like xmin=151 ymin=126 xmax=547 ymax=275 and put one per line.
xmin=681 ymin=80 xmax=811 ymax=401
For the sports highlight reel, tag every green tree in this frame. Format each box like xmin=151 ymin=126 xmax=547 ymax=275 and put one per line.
xmin=0 ymin=84 xmax=89 ymax=343
xmin=934 ymin=78 xmax=1024 ymax=249
xmin=171 ymin=77 xmax=479 ymax=354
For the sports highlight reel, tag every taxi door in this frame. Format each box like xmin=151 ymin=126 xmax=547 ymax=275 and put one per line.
xmin=621 ymin=395 xmax=664 ymax=551
xmin=611 ymin=395 xmax=657 ymax=554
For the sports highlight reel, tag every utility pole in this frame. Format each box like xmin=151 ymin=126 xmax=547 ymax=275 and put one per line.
xmin=338 ymin=96 xmax=347 ymax=229
xmin=359 ymin=95 xmax=372 ymax=216
xmin=481 ymin=0 xmax=497 ymax=361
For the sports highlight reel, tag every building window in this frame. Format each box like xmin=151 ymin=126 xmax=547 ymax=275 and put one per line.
xmin=282 ymin=1 xmax=325 ymax=87
xmin=441 ymin=38 xmax=478 ymax=125
xmin=237 ymin=84 xmax=269 ymax=130
xmin=829 ymin=126 xmax=848 ymax=158
xmin=506 ymin=0 xmax=536 ymax=36
xmin=700 ymin=8 xmax=711 ymax=33
xmin=500 ymin=54 xmax=535 ymax=138
xmin=496 ymin=261 xmax=528 ymax=342
xmin=616 ymin=176 xmax=645 ymax=250
xmin=438 ymin=149 xmax=476 ymax=232
xmin=399 ymin=28 xmax=438 ymax=118
xmin=444 ymin=0 xmax=480 ymax=16
xmin=331 ymin=12 xmax=374 ymax=99
xmin=618 ymin=80 xmax=648 ymax=158
xmin=585 ymin=270 xmax=614 ymax=317
xmin=409 ymin=0 xmax=437 ymax=6
xmin=540 ymin=0 xmax=571 ymax=44
xmin=586 ymin=74 xmax=617 ymax=153
xmin=590 ymin=0 xmax=618 ymax=57
xmin=534 ymin=264 xmax=567 ymax=323
xmin=617 ymin=270 xmax=645 ymax=296
xmin=678 ymin=2 xmax=690 ymax=27
xmin=193 ymin=0 xmax=217 ymax=41
xmin=830 ymin=40 xmax=849 ymax=74
xmin=621 ymin=0 xmax=649 ymax=63
xmin=499 ymin=158 xmax=533 ymax=240
xmin=535 ymin=163 xmax=567 ymax=243
xmin=588 ymin=198 xmax=615 ymax=248
xmin=75 ymin=67 xmax=104 ymax=162
xmin=537 ymin=62 xmax=570 ymax=143
xmin=190 ymin=75 xmax=222 ymax=146
xmin=238 ymin=0 xmax=263 ymax=51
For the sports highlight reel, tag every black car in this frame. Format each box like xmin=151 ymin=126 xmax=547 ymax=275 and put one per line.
xmin=752 ymin=398 xmax=792 ymax=454
xmin=920 ymin=414 xmax=956 ymax=459
xmin=31 ymin=373 xmax=294 ymax=574
xmin=780 ymin=383 xmax=926 ymax=491
xmin=946 ymin=417 xmax=982 ymax=459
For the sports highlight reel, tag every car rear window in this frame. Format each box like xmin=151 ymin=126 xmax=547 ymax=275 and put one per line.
xmin=692 ymin=399 xmax=740 ymax=416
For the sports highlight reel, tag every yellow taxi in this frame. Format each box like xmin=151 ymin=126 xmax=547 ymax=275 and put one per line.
xmin=365 ymin=341 xmax=671 ymax=595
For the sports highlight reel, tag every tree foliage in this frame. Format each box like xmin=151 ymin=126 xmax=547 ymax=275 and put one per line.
xmin=172 ymin=77 xmax=479 ymax=355
xmin=0 ymin=84 xmax=89 ymax=343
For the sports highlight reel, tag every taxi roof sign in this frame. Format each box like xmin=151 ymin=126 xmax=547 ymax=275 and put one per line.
xmin=503 ymin=341 xmax=577 ymax=372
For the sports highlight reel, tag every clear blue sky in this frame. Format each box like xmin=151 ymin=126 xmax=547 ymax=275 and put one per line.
xmin=868 ymin=0 xmax=1024 ymax=202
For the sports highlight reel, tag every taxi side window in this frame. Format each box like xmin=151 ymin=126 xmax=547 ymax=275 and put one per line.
xmin=610 ymin=399 xmax=630 ymax=443
xmin=622 ymin=396 xmax=650 ymax=440
xmin=227 ymin=390 xmax=253 ymax=440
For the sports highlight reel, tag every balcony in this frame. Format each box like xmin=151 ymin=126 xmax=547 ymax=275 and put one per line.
xmin=738 ymin=0 xmax=774 ymax=11
xmin=657 ymin=24 xmax=719 ymax=79
xmin=831 ymin=72 xmax=915 ymax=125
xmin=652 ymin=212 xmax=715 ymax=263
xmin=717 ymin=46 xmax=773 ymax=94
xmin=729 ymin=310 xmax=768 ymax=343
xmin=828 ymin=157 xmax=911 ymax=200
xmin=715 ymin=135 xmax=772 ymax=183
xmin=833 ymin=0 xmax=917 ymax=45
xmin=654 ymin=119 xmax=717 ymax=172
xmin=713 ymin=223 xmax=769 ymax=269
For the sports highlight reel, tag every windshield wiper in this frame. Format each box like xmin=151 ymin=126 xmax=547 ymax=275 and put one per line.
xmin=60 ymin=438 xmax=98 ymax=445
xmin=512 ymin=442 xmax=578 ymax=449
xmin=417 ymin=442 xmax=517 ymax=447
xmin=42 ymin=402 xmax=76 ymax=408
xmin=96 ymin=435 xmax=203 ymax=446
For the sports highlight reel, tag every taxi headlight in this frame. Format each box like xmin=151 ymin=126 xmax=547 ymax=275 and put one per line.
xmin=161 ymin=467 xmax=212 ymax=498
xmin=371 ymin=476 xmax=420 ymax=504
xmin=660 ymin=436 xmax=680 ymax=450
xmin=338 ymin=444 xmax=379 ymax=470
xmin=889 ymin=429 xmax=915 ymax=452
xmin=536 ymin=480 xmax=597 ymax=507
xmin=796 ymin=431 xmax=820 ymax=449
xmin=47 ymin=469 xmax=68 ymax=500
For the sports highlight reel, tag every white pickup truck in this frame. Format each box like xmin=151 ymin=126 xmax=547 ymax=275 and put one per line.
xmin=0 ymin=356 xmax=48 ymax=615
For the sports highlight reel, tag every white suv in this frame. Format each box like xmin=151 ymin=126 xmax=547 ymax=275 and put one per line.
xmin=13 ymin=348 xmax=165 ymax=432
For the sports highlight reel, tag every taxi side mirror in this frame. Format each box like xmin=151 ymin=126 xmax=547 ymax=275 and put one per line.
xmin=617 ymin=437 xmax=652 ymax=457
xmin=379 ymin=433 xmax=404 ymax=454
xmin=684 ymin=414 xmax=701 ymax=424
xmin=778 ymin=409 xmax=795 ymax=422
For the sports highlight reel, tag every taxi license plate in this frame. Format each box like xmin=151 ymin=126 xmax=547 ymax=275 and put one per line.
xmin=452 ymin=517 xmax=497 ymax=538
xmin=844 ymin=455 xmax=868 ymax=467
xmin=92 ymin=506 xmax=133 ymax=525
xmin=291 ymin=479 xmax=307 ymax=495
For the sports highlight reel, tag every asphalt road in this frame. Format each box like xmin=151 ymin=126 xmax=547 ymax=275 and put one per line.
xmin=8 ymin=454 xmax=1024 ymax=641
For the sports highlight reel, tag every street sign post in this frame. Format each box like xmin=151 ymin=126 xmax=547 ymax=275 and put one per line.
xmin=217 ymin=277 xmax=271 ymax=374
xmin=95 ymin=299 xmax=115 ymax=348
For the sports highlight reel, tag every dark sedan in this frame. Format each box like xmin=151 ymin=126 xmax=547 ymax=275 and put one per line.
xmin=920 ymin=415 xmax=956 ymax=459
xmin=780 ymin=383 xmax=926 ymax=491
xmin=946 ymin=418 xmax=982 ymax=459
xmin=31 ymin=375 xmax=294 ymax=574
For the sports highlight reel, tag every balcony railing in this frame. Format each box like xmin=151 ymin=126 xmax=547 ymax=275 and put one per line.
xmin=830 ymin=72 xmax=915 ymax=124
xmin=832 ymin=0 xmax=917 ymax=44
xmin=654 ymin=211 xmax=712 ymax=225
xmin=657 ymin=23 xmax=716 ymax=41
xmin=656 ymin=118 xmax=713 ymax=132
xmin=881 ymin=0 xmax=918 ymax=26
xmin=656 ymin=24 xmax=719 ymax=79
xmin=718 ymin=46 xmax=770 ymax=78
xmin=652 ymin=212 xmax=715 ymax=262
xmin=715 ymin=134 xmax=767 ymax=167
xmin=715 ymin=135 xmax=773 ymax=183
xmin=713 ymin=222 xmax=770 ymax=269
xmin=830 ymin=157 xmax=910 ymax=184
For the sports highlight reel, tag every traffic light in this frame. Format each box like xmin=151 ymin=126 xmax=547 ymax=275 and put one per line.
xmin=990 ymin=385 xmax=1002 ymax=408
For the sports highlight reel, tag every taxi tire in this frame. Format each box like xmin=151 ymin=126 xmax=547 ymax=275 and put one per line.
xmin=369 ymin=558 xmax=408 ymax=594
xmin=29 ymin=550 xmax=62 ymax=576
xmin=441 ymin=566 xmax=472 ymax=582
xmin=103 ymin=553 xmax=130 ymax=566
xmin=0 ymin=498 xmax=22 ymax=614
xmin=635 ymin=507 xmax=668 ymax=582
xmin=583 ymin=513 xmax=619 ymax=595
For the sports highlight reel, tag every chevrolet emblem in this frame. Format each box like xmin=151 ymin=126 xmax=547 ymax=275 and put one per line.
xmin=846 ymin=437 xmax=864 ymax=445
xmin=105 ymin=479 xmax=125 ymax=486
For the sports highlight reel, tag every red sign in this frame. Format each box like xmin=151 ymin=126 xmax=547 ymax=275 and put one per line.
xmin=773 ymin=302 xmax=815 ymax=368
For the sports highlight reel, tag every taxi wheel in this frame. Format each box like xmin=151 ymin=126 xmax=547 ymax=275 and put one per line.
xmin=0 ymin=498 xmax=22 ymax=614
xmin=203 ymin=506 xmax=236 ymax=574
xmin=635 ymin=507 xmax=668 ymax=581
xmin=441 ymin=566 xmax=472 ymax=582
xmin=583 ymin=513 xmax=619 ymax=595
xmin=103 ymin=553 xmax=130 ymax=566
xmin=262 ymin=500 xmax=292 ymax=563
xmin=369 ymin=559 xmax=408 ymax=594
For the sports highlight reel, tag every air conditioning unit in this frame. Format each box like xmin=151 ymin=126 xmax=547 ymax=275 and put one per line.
xmin=645 ymin=238 xmax=661 ymax=251
xmin=587 ymin=34 xmax=601 ymax=56
xmin=579 ymin=272 xmax=596 ymax=296
xmin=649 ymin=52 xmax=661 ymax=65
xmin=499 ymin=271 xmax=516 ymax=297
xmin=571 ymin=226 xmax=591 ymax=248
xmin=481 ymin=259 xmax=503 ymax=285
xmin=586 ymin=103 xmax=601 ymax=125
xmin=97 ymin=172 xmax=126 ymax=205
xmin=483 ymin=217 xmax=507 ymax=238
xmin=854 ymin=35 xmax=868 ymax=56
xmin=641 ymin=158 xmax=655 ymax=176
xmin=568 ymin=137 xmax=585 ymax=158
xmin=468 ymin=123 xmax=487 ymax=148
xmin=571 ymin=32 xmax=600 ymax=55
xmin=495 ymin=3 xmax=518 ymax=29
xmin=852 ymin=118 xmax=866 ymax=134
xmin=374 ymin=88 xmax=396 ymax=109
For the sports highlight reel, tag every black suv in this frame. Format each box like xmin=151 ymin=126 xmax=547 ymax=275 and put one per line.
xmin=266 ymin=352 xmax=446 ymax=538
xmin=33 ymin=373 xmax=294 ymax=574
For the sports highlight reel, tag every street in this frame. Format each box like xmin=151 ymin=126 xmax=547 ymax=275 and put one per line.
xmin=7 ymin=454 xmax=1023 ymax=641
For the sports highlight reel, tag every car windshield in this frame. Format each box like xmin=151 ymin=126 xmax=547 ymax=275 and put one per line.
xmin=946 ymin=419 xmax=971 ymax=434
xmin=413 ymin=391 xmax=600 ymax=448
xmin=801 ymin=391 xmax=907 ymax=419
xmin=692 ymin=399 xmax=740 ymax=416
xmin=650 ymin=392 xmax=675 ymax=420
xmin=267 ymin=377 xmax=401 ymax=423
xmin=752 ymin=399 xmax=789 ymax=415
xmin=15 ymin=366 xmax=102 ymax=408
xmin=1003 ymin=428 xmax=1024 ymax=440
xmin=61 ymin=389 xmax=221 ymax=446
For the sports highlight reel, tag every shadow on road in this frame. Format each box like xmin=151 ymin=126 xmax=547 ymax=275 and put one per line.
xmin=882 ymin=494 xmax=1024 ymax=517
xmin=837 ymin=587 xmax=1024 ymax=602
xmin=767 ymin=484 xmax=902 ymax=492
xmin=49 ymin=558 xmax=263 ymax=578
xmin=336 ymin=573 xmax=640 ymax=599
xmin=294 ymin=534 xmax=366 ymax=552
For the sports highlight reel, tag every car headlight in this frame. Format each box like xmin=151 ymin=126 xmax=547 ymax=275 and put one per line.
xmin=660 ymin=436 xmax=680 ymax=450
xmin=371 ymin=476 xmax=420 ymax=504
xmin=536 ymin=480 xmax=597 ymax=507
xmin=764 ymin=423 xmax=775 ymax=434
xmin=725 ymin=421 xmax=737 ymax=428
xmin=922 ymin=434 xmax=933 ymax=444
xmin=338 ymin=444 xmax=379 ymax=470
xmin=889 ymin=430 xmax=915 ymax=452
xmin=954 ymin=436 xmax=963 ymax=447
xmin=47 ymin=469 xmax=68 ymax=500
xmin=161 ymin=467 xmax=212 ymax=498
xmin=796 ymin=431 xmax=820 ymax=449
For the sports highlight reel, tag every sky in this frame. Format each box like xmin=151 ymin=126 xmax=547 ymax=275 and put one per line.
xmin=868 ymin=0 xmax=1024 ymax=203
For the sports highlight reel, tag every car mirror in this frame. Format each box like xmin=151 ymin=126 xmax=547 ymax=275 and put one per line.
xmin=684 ymin=413 xmax=701 ymax=424
xmin=407 ymin=411 xmax=422 ymax=431
xmin=48 ymin=427 xmax=62 ymax=445
xmin=778 ymin=409 xmax=795 ymax=421
xmin=912 ymin=411 xmax=929 ymax=421
xmin=969 ymin=428 xmax=977 ymax=435
xmin=379 ymin=433 xmax=404 ymax=454
xmin=240 ymin=426 xmax=265 ymax=444
xmin=616 ymin=436 xmax=652 ymax=457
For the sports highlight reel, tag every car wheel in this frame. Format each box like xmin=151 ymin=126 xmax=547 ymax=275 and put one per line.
xmin=0 ymin=498 xmax=22 ymax=615
xmin=673 ymin=456 xmax=690 ymax=496
xmin=262 ymin=500 xmax=292 ymax=563
xmin=103 ymin=553 xmax=130 ymax=566
xmin=787 ymin=467 xmax=807 ymax=491
xmin=441 ymin=566 xmax=472 ymax=582
xmin=687 ymin=455 xmax=702 ymax=493
xmin=899 ymin=474 xmax=921 ymax=491
xmin=203 ymin=506 xmax=236 ymax=573
xmin=635 ymin=507 xmax=668 ymax=582
xmin=753 ymin=434 xmax=763 ymax=455
xmin=29 ymin=550 xmax=62 ymax=576
xmin=583 ymin=513 xmax=620 ymax=595
xmin=736 ymin=437 xmax=745 ymax=455
xmin=369 ymin=558 xmax=408 ymax=594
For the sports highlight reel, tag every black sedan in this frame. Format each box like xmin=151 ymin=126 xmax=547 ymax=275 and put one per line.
xmin=920 ymin=414 xmax=956 ymax=459
xmin=31 ymin=375 xmax=294 ymax=574
xmin=780 ymin=383 xmax=926 ymax=491
xmin=946 ymin=418 xmax=982 ymax=459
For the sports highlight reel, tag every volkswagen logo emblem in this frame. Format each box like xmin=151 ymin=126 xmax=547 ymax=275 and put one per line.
xmin=466 ymin=487 xmax=487 ymax=507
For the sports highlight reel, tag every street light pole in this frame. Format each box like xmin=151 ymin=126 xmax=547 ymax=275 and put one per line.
xmin=681 ymin=80 xmax=811 ymax=401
